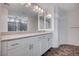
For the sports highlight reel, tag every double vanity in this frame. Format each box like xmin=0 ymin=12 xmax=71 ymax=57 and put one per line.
xmin=0 ymin=3 xmax=53 ymax=56
xmin=0 ymin=32 xmax=53 ymax=56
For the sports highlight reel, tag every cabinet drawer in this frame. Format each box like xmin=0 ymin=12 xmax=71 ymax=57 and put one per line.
xmin=7 ymin=39 xmax=25 ymax=50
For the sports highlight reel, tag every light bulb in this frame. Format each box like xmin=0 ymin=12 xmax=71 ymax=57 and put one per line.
xmin=20 ymin=3 xmax=25 ymax=5
xmin=25 ymin=3 xmax=31 ymax=7
xmin=41 ymin=9 xmax=44 ymax=13
xmin=33 ymin=8 xmax=35 ymax=11
xmin=35 ymin=5 xmax=39 ymax=10
xmin=38 ymin=7 xmax=41 ymax=11
xmin=47 ymin=14 xmax=52 ymax=18
xmin=25 ymin=4 xmax=29 ymax=7
xmin=27 ymin=3 xmax=31 ymax=6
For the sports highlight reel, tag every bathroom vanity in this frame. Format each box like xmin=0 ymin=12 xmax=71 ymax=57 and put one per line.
xmin=1 ymin=32 xmax=52 ymax=56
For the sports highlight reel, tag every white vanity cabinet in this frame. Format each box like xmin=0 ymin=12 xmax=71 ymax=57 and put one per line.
xmin=47 ymin=34 xmax=52 ymax=49
xmin=27 ymin=36 xmax=41 ymax=56
xmin=40 ymin=35 xmax=48 ymax=54
xmin=1 ymin=33 xmax=52 ymax=56
xmin=40 ymin=34 xmax=52 ymax=54
xmin=1 ymin=38 xmax=28 ymax=56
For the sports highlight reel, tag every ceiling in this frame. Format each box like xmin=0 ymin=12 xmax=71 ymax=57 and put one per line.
xmin=38 ymin=3 xmax=79 ymax=11
xmin=2 ymin=3 xmax=79 ymax=16
xmin=55 ymin=3 xmax=79 ymax=11
xmin=4 ymin=3 xmax=37 ymax=17
xmin=38 ymin=3 xmax=54 ymax=15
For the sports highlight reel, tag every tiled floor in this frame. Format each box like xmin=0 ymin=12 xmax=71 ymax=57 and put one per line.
xmin=43 ymin=45 xmax=79 ymax=56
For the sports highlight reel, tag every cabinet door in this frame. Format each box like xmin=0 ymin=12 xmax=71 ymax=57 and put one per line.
xmin=47 ymin=34 xmax=52 ymax=49
xmin=2 ymin=38 xmax=29 ymax=56
xmin=41 ymin=35 xmax=48 ymax=54
xmin=44 ymin=35 xmax=49 ymax=51
xmin=7 ymin=46 xmax=26 ymax=56
xmin=33 ymin=39 xmax=41 ymax=56
xmin=35 ymin=36 xmax=42 ymax=56
xmin=7 ymin=38 xmax=27 ymax=56
xmin=28 ymin=37 xmax=41 ymax=56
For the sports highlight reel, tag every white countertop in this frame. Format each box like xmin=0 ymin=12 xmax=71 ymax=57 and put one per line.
xmin=1 ymin=32 xmax=52 ymax=41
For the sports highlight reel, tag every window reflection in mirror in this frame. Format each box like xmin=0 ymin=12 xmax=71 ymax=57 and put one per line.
xmin=39 ymin=16 xmax=45 ymax=29
xmin=8 ymin=16 xmax=28 ymax=31
xmin=46 ymin=17 xmax=51 ymax=29
xmin=8 ymin=16 xmax=16 ymax=31
xmin=19 ymin=17 xmax=28 ymax=31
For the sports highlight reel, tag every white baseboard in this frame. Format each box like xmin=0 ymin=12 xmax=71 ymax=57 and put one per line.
xmin=52 ymin=43 xmax=79 ymax=48
xmin=52 ymin=44 xmax=60 ymax=48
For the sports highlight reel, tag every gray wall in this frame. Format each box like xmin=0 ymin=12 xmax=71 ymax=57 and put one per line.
xmin=54 ymin=6 xmax=79 ymax=47
xmin=53 ymin=6 xmax=68 ymax=48
xmin=0 ymin=6 xmax=8 ymax=32
xmin=58 ymin=8 xmax=68 ymax=45
xmin=67 ymin=8 xmax=79 ymax=46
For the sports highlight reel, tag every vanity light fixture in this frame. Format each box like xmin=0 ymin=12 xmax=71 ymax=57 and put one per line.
xmin=33 ymin=8 xmax=38 ymax=12
xmin=33 ymin=5 xmax=40 ymax=13
xmin=47 ymin=14 xmax=52 ymax=18
xmin=25 ymin=3 xmax=31 ymax=7
xmin=25 ymin=4 xmax=29 ymax=7
xmin=32 ymin=5 xmax=39 ymax=12
xmin=21 ymin=3 xmax=45 ymax=14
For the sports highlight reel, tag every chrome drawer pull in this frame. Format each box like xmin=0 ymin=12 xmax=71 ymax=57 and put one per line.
xmin=11 ymin=43 xmax=19 ymax=46
xmin=48 ymin=38 xmax=50 ymax=41
xmin=29 ymin=44 xmax=33 ymax=50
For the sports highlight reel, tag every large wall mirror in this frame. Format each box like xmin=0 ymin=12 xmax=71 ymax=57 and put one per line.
xmin=7 ymin=3 xmax=37 ymax=32
xmin=0 ymin=3 xmax=52 ymax=32
xmin=38 ymin=14 xmax=52 ymax=31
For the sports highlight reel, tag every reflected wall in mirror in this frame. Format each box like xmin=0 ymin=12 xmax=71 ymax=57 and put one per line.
xmin=39 ymin=15 xmax=45 ymax=29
